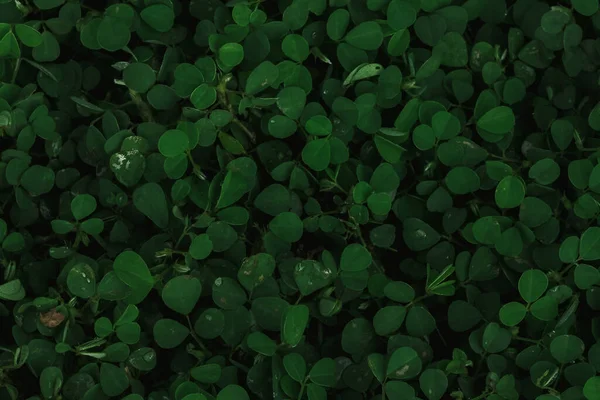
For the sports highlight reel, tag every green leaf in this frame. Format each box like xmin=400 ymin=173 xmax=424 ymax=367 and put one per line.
xmin=387 ymin=347 xmax=422 ymax=380
xmin=216 ymin=157 xmax=257 ymax=209
xmin=306 ymin=383 xmax=327 ymax=400
xmin=445 ymin=167 xmax=480 ymax=194
xmin=344 ymin=21 xmax=383 ymax=50
xmin=340 ymin=244 xmax=372 ymax=272
xmin=580 ymin=227 xmax=600 ymax=261
xmin=247 ymin=332 xmax=276 ymax=356
xmin=294 ymin=259 xmax=335 ymax=296
xmin=282 ymin=34 xmax=310 ymax=62
xmin=133 ymin=183 xmax=169 ymax=229
xmin=343 ymin=63 xmax=384 ymax=87
xmin=550 ymin=335 xmax=585 ymax=364
xmin=305 ymin=116 xmax=332 ymax=136
xmin=191 ymin=84 xmax=217 ymax=110
xmin=584 ymin=377 xmax=600 ymax=400
xmin=15 ymin=24 xmax=43 ymax=47
xmin=403 ymin=218 xmax=441 ymax=251
xmin=40 ymin=366 xmax=63 ymax=399
xmin=413 ymin=124 xmax=436 ymax=151
xmin=189 ymin=234 xmax=213 ymax=260
xmin=327 ymin=8 xmax=350 ymax=40
xmin=282 ymin=305 xmax=309 ymax=347
xmin=113 ymin=251 xmax=154 ymax=304
xmin=574 ymin=264 xmax=600 ymax=289
xmin=433 ymin=32 xmax=468 ymax=67
xmin=419 ymin=369 xmax=448 ymax=400
xmin=0 ymin=30 xmax=20 ymax=59
xmin=530 ymin=296 xmax=558 ymax=321
xmin=140 ymin=4 xmax=174 ymax=32
xmin=123 ymin=63 xmax=156 ymax=94
xmin=100 ymin=363 xmax=129 ymax=397
xmin=110 ymin=150 xmax=145 ymax=187
xmin=254 ymin=184 xmax=291 ymax=216
xmin=309 ymin=358 xmax=336 ymax=387
xmin=477 ymin=106 xmax=515 ymax=135
xmin=406 ymin=306 xmax=436 ymax=337
xmin=341 ymin=318 xmax=374 ymax=356
xmin=20 ymin=165 xmax=55 ymax=196
xmin=67 ymin=263 xmax=96 ymax=299
xmin=572 ymin=0 xmax=598 ymax=16
xmin=519 ymin=197 xmax=552 ymax=228
xmin=277 ymin=87 xmax=306 ymax=119
xmin=373 ymin=306 xmax=406 ymax=336
xmin=194 ymin=309 xmax=225 ymax=339
xmin=495 ymin=176 xmax=526 ymax=208
xmin=217 ymin=385 xmax=249 ymax=400
xmin=218 ymin=43 xmax=244 ymax=67
xmin=246 ymin=61 xmax=279 ymax=95
xmin=71 ymin=194 xmax=97 ymax=220
xmin=483 ymin=322 xmax=512 ymax=353
xmin=387 ymin=0 xmax=417 ymax=30
xmin=529 ymin=158 xmax=560 ymax=185
xmin=447 ymin=300 xmax=482 ymax=332
xmin=33 ymin=0 xmax=65 ymax=10
xmin=519 ymin=269 xmax=548 ymax=303
xmin=191 ymin=364 xmax=222 ymax=384
xmin=472 ymin=216 xmax=502 ymax=245
xmin=269 ymin=212 xmax=304 ymax=242
xmin=302 ymin=138 xmax=331 ymax=171
xmin=368 ymin=353 xmax=386 ymax=383
xmin=384 ymin=281 xmax=415 ymax=303
xmin=162 ymin=275 xmax=202 ymax=315
xmin=283 ymin=353 xmax=307 ymax=382
xmin=212 ymin=277 xmax=246 ymax=309
xmin=499 ymin=302 xmax=527 ymax=327
xmin=153 ymin=318 xmax=189 ymax=349
xmin=158 ymin=129 xmax=190 ymax=157
xmin=0 ymin=279 xmax=25 ymax=301
xmin=97 ymin=17 xmax=130 ymax=52
xmin=237 ymin=253 xmax=276 ymax=291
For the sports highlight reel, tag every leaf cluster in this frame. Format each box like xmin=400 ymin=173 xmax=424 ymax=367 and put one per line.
xmin=1 ymin=0 xmax=600 ymax=400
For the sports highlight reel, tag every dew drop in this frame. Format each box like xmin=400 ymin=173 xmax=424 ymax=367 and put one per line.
xmin=143 ymin=350 xmax=155 ymax=362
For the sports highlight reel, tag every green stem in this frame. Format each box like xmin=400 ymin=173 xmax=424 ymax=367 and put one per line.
xmin=489 ymin=153 xmax=520 ymax=163
xmin=11 ymin=58 xmax=21 ymax=84
xmin=129 ymin=89 xmax=154 ymax=122
xmin=186 ymin=150 xmax=207 ymax=180
xmin=473 ymin=352 xmax=487 ymax=377
xmin=552 ymin=364 xmax=563 ymax=389
xmin=232 ymin=118 xmax=256 ymax=143
xmin=407 ymin=294 xmax=431 ymax=308
xmin=185 ymin=315 xmax=210 ymax=354
xmin=513 ymin=336 xmax=543 ymax=346
xmin=297 ymin=378 xmax=309 ymax=400
xmin=558 ymin=260 xmax=579 ymax=278
xmin=228 ymin=356 xmax=250 ymax=373
xmin=175 ymin=225 xmax=190 ymax=249
xmin=469 ymin=391 xmax=490 ymax=400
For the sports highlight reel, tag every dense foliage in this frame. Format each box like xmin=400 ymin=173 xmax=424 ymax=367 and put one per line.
xmin=1 ymin=0 xmax=600 ymax=399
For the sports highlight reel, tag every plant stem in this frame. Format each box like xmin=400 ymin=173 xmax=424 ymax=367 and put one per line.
xmin=513 ymin=336 xmax=542 ymax=345
xmin=232 ymin=118 xmax=256 ymax=143
xmin=185 ymin=315 xmax=210 ymax=354
xmin=469 ymin=391 xmax=490 ymax=400
xmin=11 ymin=58 xmax=21 ymax=84
xmin=298 ymin=380 xmax=308 ymax=400
xmin=489 ymin=153 xmax=520 ymax=163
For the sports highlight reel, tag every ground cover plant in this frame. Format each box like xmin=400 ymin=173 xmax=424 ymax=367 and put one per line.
xmin=1 ymin=0 xmax=600 ymax=399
